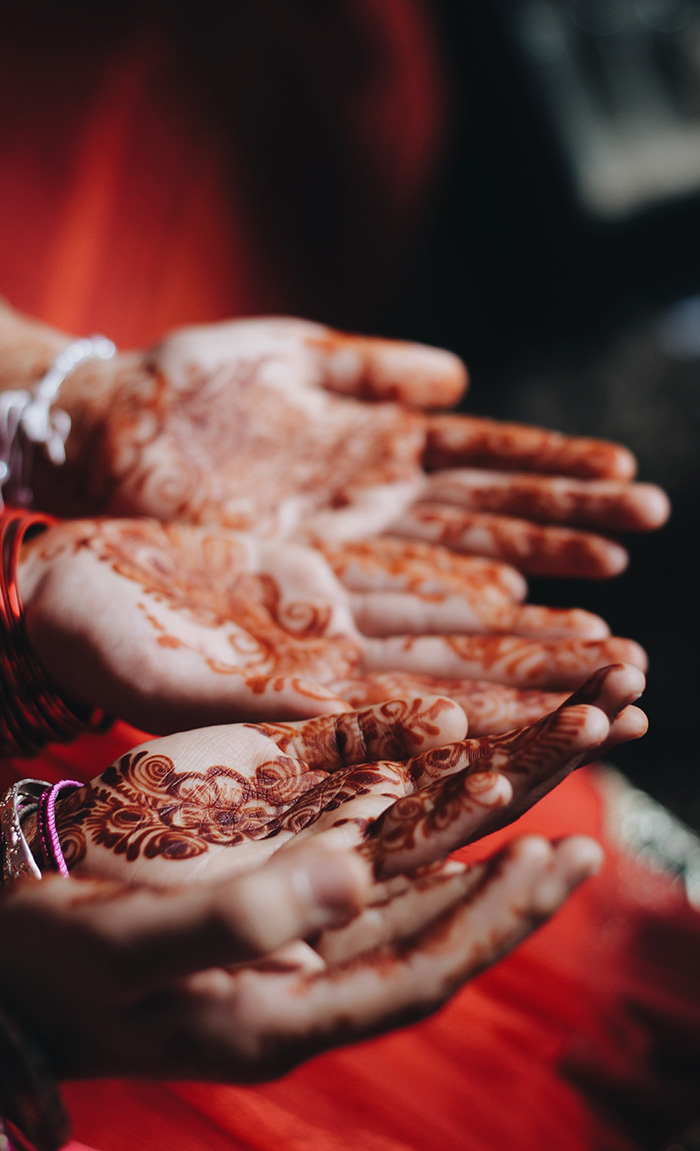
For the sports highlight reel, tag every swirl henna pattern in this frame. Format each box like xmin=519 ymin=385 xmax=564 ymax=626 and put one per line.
xmin=19 ymin=517 xmax=647 ymax=734
xmin=51 ymin=668 xmax=646 ymax=889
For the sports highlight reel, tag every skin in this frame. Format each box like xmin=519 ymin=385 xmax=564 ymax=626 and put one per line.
xmin=0 ymin=835 xmax=603 ymax=1082
xmin=3 ymin=671 xmax=641 ymax=1082
xmin=1 ymin=307 xmax=669 ymax=577
xmin=43 ymin=668 xmax=646 ymax=887
xmin=18 ymin=518 xmax=646 ymax=734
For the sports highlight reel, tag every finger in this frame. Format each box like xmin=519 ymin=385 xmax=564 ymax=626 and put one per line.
xmin=351 ymin=590 xmax=609 ymax=639
xmin=317 ymin=859 xmax=480 ymax=964
xmin=117 ymin=670 xmax=351 ymax=734
xmin=331 ymin=671 xmax=568 ymax=735
xmin=317 ymin=538 xmax=528 ymax=603
xmin=423 ymin=469 xmax=670 ymax=532
xmin=365 ymin=704 xmax=609 ymax=876
xmin=362 ymin=633 xmax=647 ymax=690
xmin=222 ymin=837 xmax=602 ymax=1079
xmin=583 ymin=703 xmax=648 ymax=763
xmin=424 ymin=414 xmax=637 ymax=479
xmin=252 ymin=696 xmax=468 ymax=770
xmin=276 ymin=760 xmax=410 ymax=846
xmin=560 ymin=661 xmax=646 ymax=720
xmin=388 ymin=503 xmax=631 ymax=578
xmin=309 ymin=329 xmax=468 ymax=408
xmin=51 ymin=847 xmax=373 ymax=993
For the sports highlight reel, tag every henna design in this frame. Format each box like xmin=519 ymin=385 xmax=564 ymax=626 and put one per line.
xmin=32 ymin=519 xmax=361 ymax=683
xmin=96 ymin=356 xmax=425 ymax=530
xmin=405 ymin=701 xmax=592 ymax=789
xmin=423 ymin=469 xmax=667 ymax=532
xmin=55 ymin=749 xmax=329 ymax=867
xmin=272 ymin=762 xmax=404 ymax=837
xmin=363 ymin=770 xmax=507 ymax=871
xmin=423 ymin=414 xmax=636 ymax=479
xmin=252 ymin=696 xmax=461 ymax=766
xmin=317 ymin=538 xmax=524 ymax=603
xmin=388 ymin=503 xmax=627 ymax=579
xmin=331 ymin=671 xmax=566 ymax=736
xmin=365 ymin=633 xmax=644 ymax=690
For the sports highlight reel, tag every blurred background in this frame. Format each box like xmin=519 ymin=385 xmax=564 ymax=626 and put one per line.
xmin=3 ymin=0 xmax=698 ymax=824
xmin=400 ymin=0 xmax=700 ymax=826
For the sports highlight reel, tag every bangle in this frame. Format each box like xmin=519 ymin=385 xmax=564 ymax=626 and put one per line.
xmin=0 ymin=509 xmax=110 ymax=757
xmin=0 ymin=999 xmax=69 ymax=1151
xmin=0 ymin=780 xmax=45 ymax=884
xmin=1 ymin=779 xmax=83 ymax=885
xmin=0 ymin=333 xmax=115 ymax=510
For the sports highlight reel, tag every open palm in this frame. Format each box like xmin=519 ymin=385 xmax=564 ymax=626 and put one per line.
xmin=19 ymin=518 xmax=646 ymax=735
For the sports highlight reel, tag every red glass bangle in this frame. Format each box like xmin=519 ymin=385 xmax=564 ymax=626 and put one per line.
xmin=0 ymin=508 xmax=110 ymax=756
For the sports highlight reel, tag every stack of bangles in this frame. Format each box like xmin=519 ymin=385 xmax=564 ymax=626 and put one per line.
xmin=0 ymin=507 xmax=111 ymax=758
xmin=0 ymin=334 xmax=116 ymax=1147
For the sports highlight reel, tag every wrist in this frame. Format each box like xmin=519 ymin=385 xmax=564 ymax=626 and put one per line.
xmin=0 ymin=303 xmax=125 ymax=515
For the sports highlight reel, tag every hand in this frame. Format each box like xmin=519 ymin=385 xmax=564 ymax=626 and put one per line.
xmin=7 ymin=670 xmax=639 ymax=1082
xmin=19 ymin=519 xmax=646 ymax=734
xmin=31 ymin=316 xmax=669 ymax=577
xmin=50 ymin=664 xmax=646 ymax=888
xmin=0 ymin=834 xmax=602 ymax=1082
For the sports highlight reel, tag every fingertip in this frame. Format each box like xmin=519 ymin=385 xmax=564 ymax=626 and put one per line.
xmin=597 ymin=540 xmax=629 ymax=578
xmin=633 ymin=484 xmax=671 ymax=529
xmin=554 ymin=834 xmax=604 ymax=879
xmin=426 ymin=695 xmax=469 ymax=741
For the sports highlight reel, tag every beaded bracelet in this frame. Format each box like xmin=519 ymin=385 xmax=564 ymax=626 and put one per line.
xmin=0 ymin=508 xmax=110 ymax=757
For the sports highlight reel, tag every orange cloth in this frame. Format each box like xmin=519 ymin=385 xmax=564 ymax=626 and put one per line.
xmin=1 ymin=5 xmax=699 ymax=1147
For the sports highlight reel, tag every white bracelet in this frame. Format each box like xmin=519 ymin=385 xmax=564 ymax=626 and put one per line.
xmin=0 ymin=334 xmax=116 ymax=509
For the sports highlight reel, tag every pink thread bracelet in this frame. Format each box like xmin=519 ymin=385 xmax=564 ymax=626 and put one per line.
xmin=35 ymin=780 xmax=82 ymax=877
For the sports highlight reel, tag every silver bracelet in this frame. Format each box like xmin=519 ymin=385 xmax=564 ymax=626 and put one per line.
xmin=0 ymin=779 xmax=48 ymax=884
xmin=0 ymin=334 xmax=116 ymax=509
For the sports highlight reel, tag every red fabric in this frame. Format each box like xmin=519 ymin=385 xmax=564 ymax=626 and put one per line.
xmin=3 ymin=727 xmax=700 ymax=1151
xmin=1 ymin=4 xmax=699 ymax=1147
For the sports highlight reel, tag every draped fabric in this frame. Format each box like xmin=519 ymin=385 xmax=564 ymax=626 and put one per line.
xmin=1 ymin=4 xmax=699 ymax=1148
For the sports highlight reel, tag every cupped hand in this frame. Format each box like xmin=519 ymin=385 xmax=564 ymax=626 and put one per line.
xmin=0 ymin=833 xmax=602 ymax=1083
xmin=19 ymin=519 xmax=646 ymax=734
xmin=50 ymin=664 xmax=646 ymax=889
xmin=7 ymin=669 xmax=643 ymax=1083
xmin=44 ymin=317 xmax=669 ymax=577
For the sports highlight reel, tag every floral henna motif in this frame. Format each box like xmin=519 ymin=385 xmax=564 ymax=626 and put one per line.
xmin=32 ymin=518 xmax=361 ymax=682
xmin=274 ymin=762 xmax=405 ymax=837
xmin=367 ymin=633 xmax=643 ymax=690
xmin=55 ymin=749 xmax=328 ymax=867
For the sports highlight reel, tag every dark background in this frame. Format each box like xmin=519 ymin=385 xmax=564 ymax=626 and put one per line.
xmin=400 ymin=0 xmax=700 ymax=825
